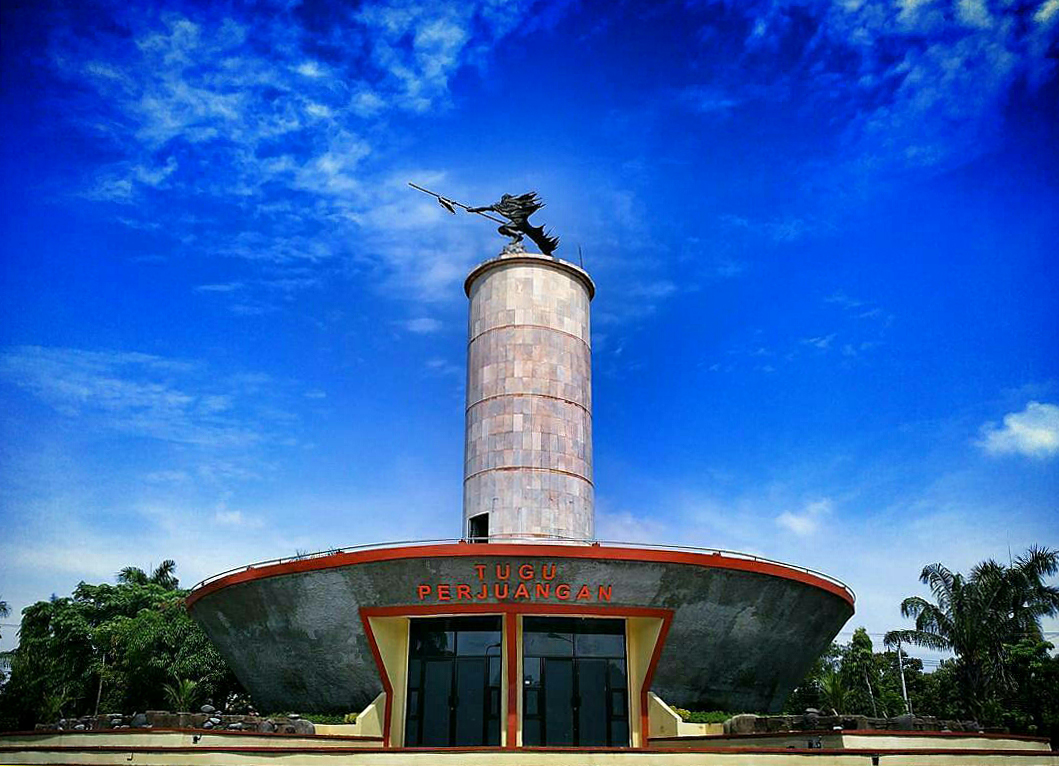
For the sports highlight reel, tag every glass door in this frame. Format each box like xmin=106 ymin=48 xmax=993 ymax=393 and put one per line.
xmin=405 ymin=616 xmax=502 ymax=746
xmin=522 ymin=617 xmax=629 ymax=746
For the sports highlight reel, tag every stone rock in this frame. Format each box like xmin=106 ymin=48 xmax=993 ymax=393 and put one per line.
xmin=209 ymin=717 xmax=221 ymax=725
xmin=177 ymin=713 xmax=206 ymax=729
xmin=202 ymin=721 xmax=214 ymax=730
xmin=74 ymin=724 xmax=85 ymax=731
xmin=892 ymin=713 xmax=915 ymax=731
xmin=201 ymin=704 xmax=216 ymax=714
xmin=727 ymin=714 xmax=759 ymax=735
xmin=149 ymin=712 xmax=180 ymax=729
xmin=841 ymin=715 xmax=869 ymax=731
xmin=764 ymin=716 xmax=790 ymax=732
xmin=257 ymin=720 xmax=276 ymax=733
xmin=288 ymin=713 xmax=300 ymax=720
xmin=131 ymin=713 xmax=148 ymax=728
xmin=228 ymin=722 xmax=243 ymax=730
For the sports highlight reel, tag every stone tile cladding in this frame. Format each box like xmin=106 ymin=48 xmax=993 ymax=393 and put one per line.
xmin=464 ymin=256 xmax=594 ymax=540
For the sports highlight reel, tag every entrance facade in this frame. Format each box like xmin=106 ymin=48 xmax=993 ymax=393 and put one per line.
xmin=404 ymin=616 xmax=503 ymax=746
xmin=403 ymin=615 xmax=631 ymax=748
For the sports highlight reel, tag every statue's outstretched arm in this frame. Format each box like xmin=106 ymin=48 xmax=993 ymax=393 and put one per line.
xmin=466 ymin=205 xmax=494 ymax=213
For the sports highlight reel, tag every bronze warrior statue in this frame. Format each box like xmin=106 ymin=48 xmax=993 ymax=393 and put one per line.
xmin=467 ymin=192 xmax=559 ymax=256
xmin=408 ymin=183 xmax=560 ymax=256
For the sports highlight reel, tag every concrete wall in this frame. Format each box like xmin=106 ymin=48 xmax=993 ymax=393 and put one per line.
xmin=188 ymin=548 xmax=852 ymax=714
xmin=463 ymin=253 xmax=595 ymax=540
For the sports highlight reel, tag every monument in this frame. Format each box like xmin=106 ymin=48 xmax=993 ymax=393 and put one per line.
xmin=184 ymin=191 xmax=856 ymax=749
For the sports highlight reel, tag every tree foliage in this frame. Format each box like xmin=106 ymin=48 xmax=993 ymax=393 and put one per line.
xmin=785 ymin=547 xmax=1059 ymax=743
xmin=0 ymin=563 xmax=242 ymax=731
xmin=884 ymin=546 xmax=1059 ymax=721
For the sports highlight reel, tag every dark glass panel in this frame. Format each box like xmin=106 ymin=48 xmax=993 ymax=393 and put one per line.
xmin=405 ymin=713 xmax=418 ymax=745
xmin=525 ymin=688 xmax=539 ymax=716
xmin=577 ymin=659 xmax=608 ymax=747
xmin=420 ymin=660 xmax=453 ymax=746
xmin=489 ymin=688 xmax=500 ymax=716
xmin=523 ymin=718 xmax=541 ymax=746
xmin=611 ymin=718 xmax=629 ymax=747
xmin=407 ymin=659 xmax=421 ymax=687
xmin=523 ymin=656 xmax=541 ymax=686
xmin=486 ymin=719 xmax=500 ymax=746
xmin=543 ymin=658 xmax=574 ymax=745
xmin=454 ymin=658 xmax=486 ymax=745
xmin=524 ymin=630 xmax=574 ymax=657
xmin=608 ymin=658 xmax=627 ymax=689
xmin=489 ymin=656 xmax=502 ymax=686
xmin=575 ymin=632 xmax=625 ymax=658
xmin=610 ymin=690 xmax=627 ymax=717
xmin=412 ymin=629 xmax=454 ymax=657
xmin=407 ymin=689 xmax=419 ymax=717
xmin=458 ymin=630 xmax=502 ymax=657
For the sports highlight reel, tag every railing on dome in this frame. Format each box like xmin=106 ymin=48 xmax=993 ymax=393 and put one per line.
xmin=188 ymin=534 xmax=856 ymax=603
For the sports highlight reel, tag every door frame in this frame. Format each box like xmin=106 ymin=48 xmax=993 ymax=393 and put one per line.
xmin=361 ymin=603 xmax=672 ymax=749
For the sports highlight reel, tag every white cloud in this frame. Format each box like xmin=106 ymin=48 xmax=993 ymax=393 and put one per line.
xmin=195 ymin=282 xmax=244 ymax=293
xmin=403 ymin=317 xmax=443 ymax=334
xmin=802 ymin=333 xmax=836 ymax=350
xmin=0 ymin=346 xmax=288 ymax=448
xmin=213 ymin=508 xmax=262 ymax=528
xmin=978 ymin=401 xmax=1059 ymax=458
xmin=49 ymin=1 xmax=565 ymax=304
xmin=1036 ymin=0 xmax=1059 ymax=24
xmin=425 ymin=357 xmax=461 ymax=377
xmin=776 ymin=499 xmax=834 ymax=536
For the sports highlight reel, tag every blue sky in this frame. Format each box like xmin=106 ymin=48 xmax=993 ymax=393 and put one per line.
xmin=1 ymin=0 xmax=1057 ymax=664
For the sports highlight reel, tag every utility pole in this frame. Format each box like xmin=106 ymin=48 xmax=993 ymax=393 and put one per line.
xmin=896 ymin=640 xmax=912 ymax=716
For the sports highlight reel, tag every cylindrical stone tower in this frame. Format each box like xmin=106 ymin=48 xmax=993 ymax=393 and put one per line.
xmin=463 ymin=250 xmax=595 ymax=541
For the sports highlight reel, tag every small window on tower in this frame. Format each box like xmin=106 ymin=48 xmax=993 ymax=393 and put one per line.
xmin=468 ymin=513 xmax=489 ymax=543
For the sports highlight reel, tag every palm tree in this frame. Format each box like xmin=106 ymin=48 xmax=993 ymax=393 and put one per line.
xmin=885 ymin=547 xmax=1059 ymax=719
xmin=819 ymin=669 xmax=849 ymax=715
xmin=0 ymin=597 xmax=9 ymax=640
xmin=163 ymin=677 xmax=200 ymax=712
xmin=117 ymin=560 xmax=180 ymax=590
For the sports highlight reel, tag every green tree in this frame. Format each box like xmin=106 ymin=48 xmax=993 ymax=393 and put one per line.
xmin=117 ymin=560 xmax=180 ymax=590
xmin=163 ymin=678 xmax=200 ymax=713
xmin=0 ymin=563 xmax=242 ymax=731
xmin=819 ymin=669 xmax=849 ymax=715
xmin=841 ymin=628 xmax=880 ymax=717
xmin=885 ymin=547 xmax=1059 ymax=721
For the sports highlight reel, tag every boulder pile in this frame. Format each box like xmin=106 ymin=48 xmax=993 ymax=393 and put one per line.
xmin=721 ymin=711 xmax=983 ymax=735
xmin=36 ymin=706 xmax=316 ymax=735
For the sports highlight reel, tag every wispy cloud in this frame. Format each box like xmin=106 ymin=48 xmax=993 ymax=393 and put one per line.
xmin=402 ymin=317 xmax=444 ymax=334
xmin=978 ymin=401 xmax=1059 ymax=458
xmin=801 ymin=333 xmax=836 ymax=351
xmin=425 ymin=357 xmax=462 ymax=377
xmin=0 ymin=346 xmax=286 ymax=448
xmin=694 ymin=0 xmax=1059 ymax=187
xmin=48 ymin=1 xmax=570 ymax=304
xmin=776 ymin=498 xmax=834 ymax=536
